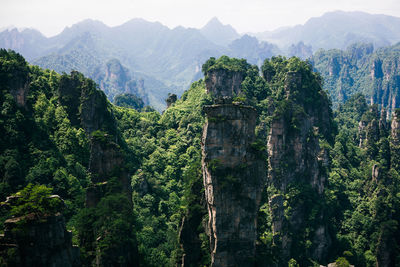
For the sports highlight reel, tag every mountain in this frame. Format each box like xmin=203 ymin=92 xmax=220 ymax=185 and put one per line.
xmin=311 ymin=42 xmax=400 ymax=114
xmin=228 ymin=34 xmax=281 ymax=65
xmin=200 ymin=17 xmax=240 ymax=46
xmin=254 ymin=11 xmax=400 ymax=50
xmin=7 ymin=11 xmax=400 ymax=110
xmin=0 ymin=28 xmax=51 ymax=60
xmin=0 ymin=18 xmax=282 ymax=110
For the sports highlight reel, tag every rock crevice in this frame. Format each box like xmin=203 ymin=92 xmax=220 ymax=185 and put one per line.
xmin=202 ymin=69 xmax=266 ymax=267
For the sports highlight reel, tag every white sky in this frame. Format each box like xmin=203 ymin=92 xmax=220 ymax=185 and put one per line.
xmin=1 ymin=0 xmax=400 ymax=37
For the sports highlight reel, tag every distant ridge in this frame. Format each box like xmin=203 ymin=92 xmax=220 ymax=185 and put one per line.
xmin=252 ymin=11 xmax=400 ymax=50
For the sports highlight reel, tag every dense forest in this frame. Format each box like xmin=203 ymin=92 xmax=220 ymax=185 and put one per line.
xmin=0 ymin=49 xmax=399 ymax=267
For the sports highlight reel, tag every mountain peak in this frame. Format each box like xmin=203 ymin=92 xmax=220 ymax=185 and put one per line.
xmin=205 ymin=17 xmax=223 ymax=27
xmin=201 ymin=17 xmax=240 ymax=46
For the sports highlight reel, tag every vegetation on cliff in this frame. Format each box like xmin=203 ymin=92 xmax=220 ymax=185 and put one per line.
xmin=0 ymin=50 xmax=400 ymax=266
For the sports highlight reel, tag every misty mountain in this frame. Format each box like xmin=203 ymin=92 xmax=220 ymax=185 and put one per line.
xmin=0 ymin=17 xmax=280 ymax=110
xmin=3 ymin=11 xmax=400 ymax=109
xmin=0 ymin=28 xmax=51 ymax=60
xmin=200 ymin=17 xmax=240 ymax=46
xmin=254 ymin=11 xmax=400 ymax=50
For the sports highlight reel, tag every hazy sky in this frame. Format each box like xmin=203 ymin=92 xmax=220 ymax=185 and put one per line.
xmin=1 ymin=0 xmax=400 ymax=36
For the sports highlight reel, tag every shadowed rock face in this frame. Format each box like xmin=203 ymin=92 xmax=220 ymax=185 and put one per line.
xmin=267 ymin=71 xmax=333 ymax=263
xmin=202 ymin=69 xmax=266 ymax=267
xmin=86 ymin=134 xmax=131 ymax=208
xmin=0 ymin=213 xmax=80 ymax=267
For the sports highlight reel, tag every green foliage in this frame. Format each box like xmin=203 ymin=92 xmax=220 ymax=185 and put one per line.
xmin=7 ymin=184 xmax=63 ymax=218
xmin=2 ymin=50 xmax=400 ymax=267
xmin=202 ymin=55 xmax=249 ymax=75
xmin=74 ymin=194 xmax=138 ymax=266
xmin=335 ymin=257 xmax=350 ymax=267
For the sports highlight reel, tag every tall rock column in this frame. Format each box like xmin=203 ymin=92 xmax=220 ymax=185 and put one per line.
xmin=202 ymin=68 xmax=266 ymax=266
xmin=267 ymin=71 xmax=334 ymax=264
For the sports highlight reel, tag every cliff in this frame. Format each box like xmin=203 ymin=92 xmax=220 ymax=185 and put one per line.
xmin=201 ymin=66 xmax=266 ymax=266
xmin=312 ymin=42 xmax=400 ymax=113
xmin=266 ymin=61 xmax=335 ymax=264
xmin=391 ymin=109 xmax=400 ymax=170
xmin=0 ymin=190 xmax=80 ymax=267
xmin=0 ymin=49 xmax=30 ymax=108
xmin=95 ymin=59 xmax=149 ymax=104
xmin=0 ymin=213 xmax=80 ymax=267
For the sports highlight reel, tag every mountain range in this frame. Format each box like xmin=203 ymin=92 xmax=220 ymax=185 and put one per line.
xmin=2 ymin=11 xmax=400 ymax=110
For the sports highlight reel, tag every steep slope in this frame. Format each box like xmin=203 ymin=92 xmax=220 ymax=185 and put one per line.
xmin=311 ymin=42 xmax=400 ymax=113
xmin=201 ymin=58 xmax=266 ymax=266
xmin=257 ymin=57 xmax=336 ymax=266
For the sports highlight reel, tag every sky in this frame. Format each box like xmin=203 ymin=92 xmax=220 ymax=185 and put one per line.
xmin=1 ymin=0 xmax=400 ymax=37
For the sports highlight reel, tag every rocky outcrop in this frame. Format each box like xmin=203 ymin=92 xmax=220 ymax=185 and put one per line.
xmin=95 ymin=59 xmax=149 ymax=104
xmin=267 ymin=70 xmax=333 ymax=263
xmin=1 ymin=52 xmax=30 ymax=108
xmin=390 ymin=109 xmax=400 ymax=171
xmin=205 ymin=69 xmax=244 ymax=104
xmin=311 ymin=43 xmax=400 ymax=112
xmin=178 ymin=170 xmax=207 ymax=267
xmin=9 ymin=77 xmax=29 ymax=108
xmin=0 ymin=213 xmax=80 ymax=267
xmin=86 ymin=133 xmax=131 ymax=207
xmin=201 ymin=68 xmax=266 ymax=266
xmin=371 ymin=55 xmax=400 ymax=114
xmin=288 ymin=41 xmax=313 ymax=59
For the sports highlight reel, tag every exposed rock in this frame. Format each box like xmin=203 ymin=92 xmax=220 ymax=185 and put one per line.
xmin=0 ymin=213 xmax=80 ymax=267
xmin=86 ymin=134 xmax=131 ymax=207
xmin=288 ymin=41 xmax=313 ymax=59
xmin=358 ymin=120 xmax=368 ymax=147
xmin=328 ymin=56 xmax=341 ymax=77
xmin=323 ymin=263 xmax=354 ymax=267
xmin=390 ymin=109 xmax=400 ymax=175
xmin=202 ymin=103 xmax=266 ymax=267
xmin=371 ymin=58 xmax=383 ymax=79
xmin=205 ymin=69 xmax=244 ymax=104
xmin=391 ymin=109 xmax=400 ymax=145
xmin=4 ymin=59 xmax=30 ymax=108
xmin=94 ymin=58 xmax=149 ymax=104
xmin=372 ymin=164 xmax=380 ymax=182
xmin=80 ymin=83 xmax=114 ymax=135
xmin=178 ymin=177 xmax=207 ymax=267
xmin=267 ymin=70 xmax=333 ymax=263
xmin=376 ymin=222 xmax=396 ymax=267
xmin=201 ymin=67 xmax=266 ymax=266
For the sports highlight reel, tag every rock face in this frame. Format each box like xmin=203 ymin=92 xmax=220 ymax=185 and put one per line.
xmin=202 ymin=69 xmax=266 ymax=266
xmin=86 ymin=134 xmax=131 ymax=207
xmin=267 ymin=71 xmax=333 ymax=263
xmin=2 ymin=53 xmax=30 ymax=108
xmin=391 ymin=109 xmax=400 ymax=185
xmin=205 ymin=69 xmax=244 ymax=104
xmin=0 ymin=213 xmax=80 ymax=267
xmin=312 ymin=43 xmax=400 ymax=113
xmin=95 ymin=59 xmax=149 ymax=104
xmin=288 ymin=41 xmax=313 ymax=59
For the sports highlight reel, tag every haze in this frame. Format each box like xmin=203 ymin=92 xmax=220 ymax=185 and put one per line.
xmin=1 ymin=0 xmax=400 ymax=36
